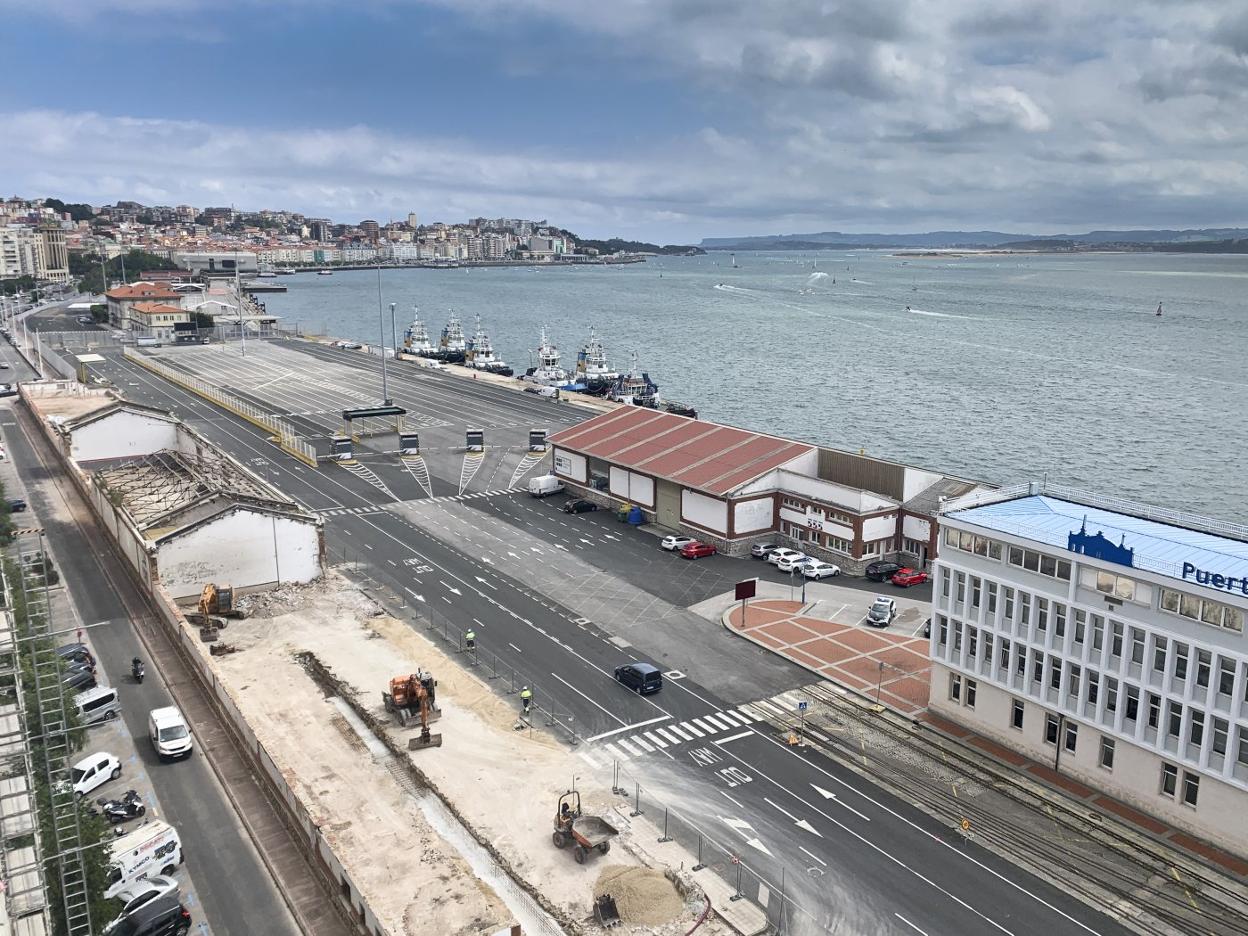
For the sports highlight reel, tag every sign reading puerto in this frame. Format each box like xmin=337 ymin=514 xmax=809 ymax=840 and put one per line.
xmin=1182 ymin=563 xmax=1248 ymax=596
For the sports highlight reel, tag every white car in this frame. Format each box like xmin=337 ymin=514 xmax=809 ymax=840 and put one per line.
xmin=802 ymin=560 xmax=841 ymax=579
xmin=661 ymin=535 xmax=696 ymax=552
xmin=775 ymin=554 xmax=813 ymax=573
xmin=767 ymin=548 xmax=806 ymax=566
xmin=103 ymin=875 xmax=180 ymax=934
xmin=866 ymin=596 xmax=898 ymax=627
xmin=66 ymin=752 xmax=121 ymax=799
xmin=149 ymin=707 xmax=193 ymax=759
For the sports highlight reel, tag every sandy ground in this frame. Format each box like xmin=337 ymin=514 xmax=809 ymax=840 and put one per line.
xmin=212 ymin=574 xmax=734 ymax=936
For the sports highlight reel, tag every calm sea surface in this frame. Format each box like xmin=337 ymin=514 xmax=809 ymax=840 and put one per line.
xmin=260 ymin=252 xmax=1248 ymax=522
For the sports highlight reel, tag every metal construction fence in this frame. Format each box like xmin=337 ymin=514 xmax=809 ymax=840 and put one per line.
xmin=340 ymin=543 xmax=796 ymax=932
xmin=121 ymin=345 xmax=318 ymax=467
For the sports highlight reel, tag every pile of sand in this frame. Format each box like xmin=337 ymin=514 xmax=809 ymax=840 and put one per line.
xmin=593 ymin=865 xmax=684 ymax=926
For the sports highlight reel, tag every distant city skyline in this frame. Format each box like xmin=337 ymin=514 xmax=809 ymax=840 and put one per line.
xmin=2 ymin=1 xmax=1246 ymax=242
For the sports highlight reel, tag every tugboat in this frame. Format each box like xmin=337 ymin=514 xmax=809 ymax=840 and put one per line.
xmin=403 ymin=308 xmax=436 ymax=357
xmin=523 ymin=327 xmax=585 ymax=390
xmin=607 ymin=352 xmax=661 ymax=408
xmin=437 ymin=312 xmax=467 ymax=363
xmin=573 ymin=328 xmax=618 ymax=395
xmin=465 ymin=314 xmax=514 ymax=376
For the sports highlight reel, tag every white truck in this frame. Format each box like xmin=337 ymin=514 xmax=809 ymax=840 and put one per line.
xmin=528 ymin=475 xmax=565 ymax=498
xmin=148 ymin=707 xmax=193 ymax=759
xmin=105 ymin=820 xmax=183 ymax=899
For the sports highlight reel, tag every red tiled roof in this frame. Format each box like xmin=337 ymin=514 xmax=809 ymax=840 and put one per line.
xmin=549 ymin=407 xmax=813 ymax=496
xmin=130 ymin=302 xmax=184 ymax=315
xmin=105 ymin=283 xmax=182 ymax=301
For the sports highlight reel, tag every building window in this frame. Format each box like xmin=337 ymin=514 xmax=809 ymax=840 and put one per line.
xmin=1106 ymin=677 xmax=1118 ymax=713
xmin=949 ymin=673 xmax=962 ymax=701
xmin=1036 ymin=597 xmax=1048 ymax=632
xmin=965 ymin=679 xmax=977 ymax=708
xmin=1182 ymin=772 xmax=1200 ymax=807
xmin=999 ymin=638 xmax=1011 ymax=670
xmin=1189 ymin=711 xmax=1204 ymax=747
xmin=1160 ymin=588 xmax=1244 ymax=633
xmin=825 ymin=536 xmax=852 ymax=555
xmin=945 ymin=529 xmax=1001 ymax=559
xmin=1174 ymin=644 xmax=1189 ymax=680
xmin=1054 ymin=603 xmax=1066 ymax=639
xmin=1087 ymin=672 xmax=1099 ymax=706
xmin=1003 ymin=587 xmax=1015 ymax=621
xmin=1032 ymin=650 xmax=1044 ymax=685
xmin=1218 ymin=659 xmax=1235 ymax=696
xmin=1212 ymin=718 xmax=1229 ymax=756
xmin=1125 ymin=685 xmax=1139 ymax=721
xmin=1068 ymin=663 xmax=1081 ymax=698
xmin=1007 ymin=546 xmax=1071 ymax=580
xmin=1167 ymin=702 xmax=1182 ymax=739
xmin=1147 ymin=693 xmax=1161 ymax=729
xmin=1073 ymin=610 xmax=1086 ymax=646
xmin=1110 ymin=621 xmax=1124 ymax=657
xmin=1160 ymin=763 xmax=1178 ymax=797
xmin=1238 ymin=734 xmax=1248 ymax=768
xmin=1092 ymin=615 xmax=1104 ymax=652
xmin=938 ymin=615 xmax=948 ymax=647
xmin=1196 ymin=650 xmax=1211 ymax=689
xmin=1100 ymin=736 xmax=1115 ymax=770
xmin=1045 ymin=713 xmax=1060 ymax=745
xmin=1011 ymin=699 xmax=1025 ymax=730
xmin=987 ymin=583 xmax=998 ymax=615
xmin=1064 ymin=721 xmax=1078 ymax=752
xmin=1095 ymin=571 xmax=1137 ymax=601
xmin=1015 ymin=646 xmax=1026 ymax=677
xmin=954 ymin=624 xmax=963 ymax=653
xmin=971 ymin=577 xmax=982 ymax=610
xmin=968 ymin=628 xmax=978 ymax=659
xmin=1019 ymin=592 xmax=1030 ymax=627
xmin=941 ymin=568 xmax=951 ymax=599
xmin=1130 ymin=628 xmax=1144 ymax=665
xmin=956 ymin=572 xmax=966 ymax=603
xmin=1049 ymin=658 xmax=1062 ymax=690
xmin=1153 ymin=638 xmax=1167 ymax=674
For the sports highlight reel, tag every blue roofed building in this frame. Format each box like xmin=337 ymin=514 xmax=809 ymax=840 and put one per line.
xmin=929 ymin=480 xmax=1248 ymax=859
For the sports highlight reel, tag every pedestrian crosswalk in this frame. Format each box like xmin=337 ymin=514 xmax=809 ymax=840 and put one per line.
xmin=578 ymin=704 xmax=767 ymax=768
xmin=319 ymin=488 xmax=519 ymax=519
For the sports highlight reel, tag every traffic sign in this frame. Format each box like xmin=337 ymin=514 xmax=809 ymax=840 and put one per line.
xmin=798 ymin=701 xmax=808 ymax=712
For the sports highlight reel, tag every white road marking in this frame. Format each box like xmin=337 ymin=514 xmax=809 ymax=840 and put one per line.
xmin=679 ymin=721 xmax=705 ymax=738
xmin=642 ymin=731 xmax=668 ymax=749
xmin=894 ymin=914 xmax=929 ymax=936
xmin=577 ymin=750 xmax=604 ymax=769
xmin=810 ymin=784 xmax=872 ymax=822
xmin=548 ymin=672 xmax=626 ymax=725
xmin=690 ymin=717 xmax=717 ymax=734
xmin=764 ymin=797 xmax=823 ymax=837
xmin=585 ymin=715 xmax=671 ymax=742
xmin=735 ymin=705 xmax=764 ymax=722
xmin=630 ymin=735 xmax=655 ymax=753
xmin=714 ymin=730 xmax=754 ymax=745
xmin=603 ymin=742 xmax=629 ymax=761
xmin=718 ymin=711 xmax=750 ymax=727
xmin=615 ymin=738 xmax=641 ymax=757
xmin=508 ymin=643 xmax=522 ymax=654
xmin=799 ymin=846 xmax=826 ymax=867
xmin=656 ymin=727 xmax=685 ymax=744
xmin=703 ymin=713 xmax=737 ymax=731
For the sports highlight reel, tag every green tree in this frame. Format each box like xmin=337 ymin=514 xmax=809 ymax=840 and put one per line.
xmin=43 ymin=199 xmax=95 ymax=222
xmin=73 ymin=249 xmax=183 ymax=294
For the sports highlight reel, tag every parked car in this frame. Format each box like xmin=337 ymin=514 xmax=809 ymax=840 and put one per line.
xmin=527 ymin=475 xmax=565 ymax=498
xmin=74 ymin=685 xmax=121 ymax=725
xmin=0 ymin=360 xmax=9 ymax=368
xmin=63 ymin=666 xmax=97 ymax=692
xmin=865 ymin=560 xmax=904 ymax=582
xmin=562 ymin=499 xmax=598 ymax=514
xmin=891 ymin=568 xmax=929 ymax=587
xmin=107 ymin=893 xmax=190 ymax=936
xmin=7 ymin=498 xmax=27 ymax=512
xmin=65 ymin=751 xmax=121 ymax=799
xmin=660 ymin=535 xmax=696 ymax=552
xmin=57 ymin=642 xmax=96 ymax=671
xmin=767 ymin=548 xmax=806 ymax=566
xmin=103 ymin=876 xmax=180 ymax=935
xmin=802 ymin=560 xmax=842 ymax=579
xmin=750 ymin=543 xmax=780 ymax=559
xmin=775 ymin=554 xmax=813 ymax=573
xmin=679 ymin=541 xmax=716 ymax=559
xmin=0 ymin=384 xmax=16 ymax=398
xmin=614 ymin=662 xmax=663 ymax=695
xmin=866 ymin=596 xmax=898 ymax=627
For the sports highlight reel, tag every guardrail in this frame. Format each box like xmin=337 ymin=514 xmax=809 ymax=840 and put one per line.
xmin=121 ymin=345 xmax=318 ymax=468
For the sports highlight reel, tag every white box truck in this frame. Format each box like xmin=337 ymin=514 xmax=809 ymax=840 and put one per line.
xmin=105 ymin=820 xmax=183 ymax=899
xmin=528 ymin=475 xmax=564 ymax=498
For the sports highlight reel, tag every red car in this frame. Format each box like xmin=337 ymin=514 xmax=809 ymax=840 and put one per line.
xmin=891 ymin=568 xmax=929 ymax=587
xmin=680 ymin=541 xmax=717 ymax=559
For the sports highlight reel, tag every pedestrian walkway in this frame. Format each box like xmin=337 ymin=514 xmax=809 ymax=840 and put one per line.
xmin=318 ymin=489 xmax=519 ymax=517
xmin=919 ymin=710 xmax=1248 ymax=879
xmin=577 ymin=705 xmax=764 ymax=768
xmin=726 ymin=599 xmax=931 ymax=715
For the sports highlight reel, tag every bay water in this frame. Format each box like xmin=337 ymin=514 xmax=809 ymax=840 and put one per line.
xmin=259 ymin=251 xmax=1248 ymax=522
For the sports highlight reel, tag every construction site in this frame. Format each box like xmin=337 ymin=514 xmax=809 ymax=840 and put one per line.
xmin=187 ymin=572 xmax=738 ymax=936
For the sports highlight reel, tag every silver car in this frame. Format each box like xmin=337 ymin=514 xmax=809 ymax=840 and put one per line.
xmin=866 ymin=597 xmax=897 ymax=627
xmin=103 ymin=875 xmax=180 ymax=934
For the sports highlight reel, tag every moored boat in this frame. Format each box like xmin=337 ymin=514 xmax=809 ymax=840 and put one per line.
xmin=465 ymin=314 xmax=514 ymax=376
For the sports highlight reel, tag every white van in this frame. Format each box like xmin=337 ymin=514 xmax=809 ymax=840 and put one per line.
xmin=74 ymin=686 xmax=121 ymax=726
xmin=148 ymin=707 xmax=193 ymax=759
xmin=105 ymin=820 xmax=183 ymax=899
xmin=528 ymin=475 xmax=565 ymax=498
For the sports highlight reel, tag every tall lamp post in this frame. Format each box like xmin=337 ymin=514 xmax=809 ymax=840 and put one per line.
xmin=376 ymin=263 xmax=390 ymax=404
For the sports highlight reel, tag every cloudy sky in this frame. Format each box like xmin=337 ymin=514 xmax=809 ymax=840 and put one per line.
xmin=3 ymin=0 xmax=1247 ymax=241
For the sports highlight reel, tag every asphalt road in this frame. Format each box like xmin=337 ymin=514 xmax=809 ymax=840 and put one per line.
xmin=73 ymin=342 xmax=1135 ymax=936
xmin=1 ymin=368 xmax=299 ymax=934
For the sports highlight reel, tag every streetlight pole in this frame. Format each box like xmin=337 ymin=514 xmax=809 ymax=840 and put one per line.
xmin=377 ymin=263 xmax=390 ymax=404
xmin=236 ymin=250 xmax=246 ymax=358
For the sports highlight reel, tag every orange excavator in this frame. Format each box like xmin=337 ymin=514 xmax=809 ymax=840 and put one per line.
xmin=382 ymin=670 xmax=442 ymax=750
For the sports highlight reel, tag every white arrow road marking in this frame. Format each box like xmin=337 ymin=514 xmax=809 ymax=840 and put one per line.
xmin=764 ymin=797 xmax=823 ymax=837
xmin=475 ymin=576 xmax=497 ymax=589
xmin=718 ymin=816 xmax=754 ymax=835
xmin=746 ymin=838 xmax=773 ymax=856
xmin=439 ymin=581 xmax=462 ymax=595
xmin=404 ymin=588 xmax=426 ymax=602
xmin=811 ymin=784 xmax=871 ymax=822
xmin=507 ymin=552 xmax=521 ymax=559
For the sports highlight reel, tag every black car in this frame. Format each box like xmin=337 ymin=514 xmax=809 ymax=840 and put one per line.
xmin=62 ymin=666 xmax=96 ymax=692
xmin=7 ymin=499 xmax=26 ymax=512
xmin=614 ymin=662 xmax=663 ymax=695
xmin=57 ymin=642 xmax=96 ymax=671
xmin=562 ymin=499 xmax=598 ymax=514
xmin=111 ymin=893 xmax=191 ymax=936
xmin=865 ymin=560 xmax=904 ymax=582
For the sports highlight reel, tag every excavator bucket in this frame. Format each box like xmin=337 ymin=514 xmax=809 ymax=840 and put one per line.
xmin=594 ymin=894 xmax=621 ymax=927
xmin=408 ymin=730 xmax=443 ymax=750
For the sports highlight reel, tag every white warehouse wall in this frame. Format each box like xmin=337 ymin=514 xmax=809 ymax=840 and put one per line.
xmin=862 ymin=514 xmax=898 ymax=542
xmin=734 ymin=497 xmax=774 ymax=534
xmin=156 ymin=510 xmax=320 ymax=599
xmin=71 ymin=412 xmax=179 ymax=462
xmin=902 ymin=515 xmax=931 ymax=541
xmin=553 ymin=448 xmax=587 ymax=483
xmin=682 ymin=490 xmax=728 ymax=534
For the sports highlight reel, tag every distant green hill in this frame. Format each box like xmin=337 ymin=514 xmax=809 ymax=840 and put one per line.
xmin=578 ymin=238 xmax=705 ymax=256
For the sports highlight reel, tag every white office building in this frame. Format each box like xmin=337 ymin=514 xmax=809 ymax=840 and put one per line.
xmin=930 ymin=481 xmax=1248 ymax=856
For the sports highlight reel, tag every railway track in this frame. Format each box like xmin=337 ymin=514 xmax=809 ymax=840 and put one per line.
xmin=758 ymin=682 xmax=1248 ymax=936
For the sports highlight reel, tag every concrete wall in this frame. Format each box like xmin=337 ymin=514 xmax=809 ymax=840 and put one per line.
xmin=929 ymin=661 xmax=1248 ymax=859
xmin=157 ymin=511 xmax=321 ymax=599
xmin=552 ymin=447 xmax=587 ymax=484
xmin=903 ymin=515 xmax=931 ymax=542
xmin=862 ymin=513 xmax=898 ymax=542
xmin=70 ymin=410 xmax=179 ymax=462
xmin=734 ymin=497 xmax=774 ymax=535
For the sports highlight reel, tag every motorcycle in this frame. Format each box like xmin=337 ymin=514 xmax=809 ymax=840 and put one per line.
xmin=95 ymin=790 xmax=146 ymax=825
xmin=131 ymin=658 xmax=145 ymax=684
